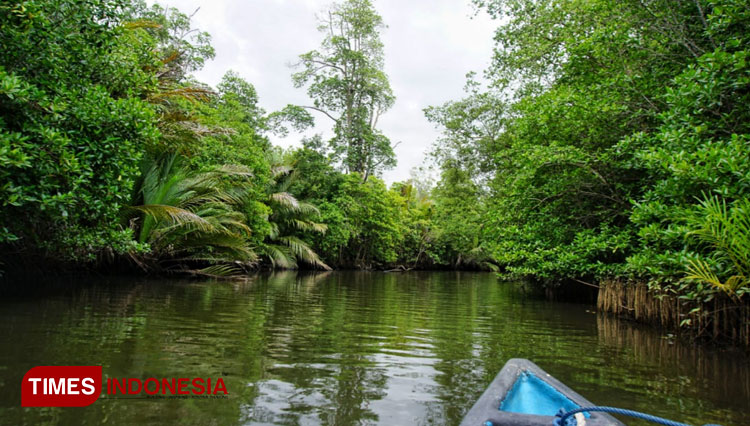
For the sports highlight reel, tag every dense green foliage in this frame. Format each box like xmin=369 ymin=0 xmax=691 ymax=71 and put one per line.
xmin=0 ymin=0 xmax=160 ymax=259
xmin=281 ymin=142 xmax=493 ymax=269
xmin=0 ymin=0 xmax=479 ymax=274
xmin=1 ymin=0 xmax=747 ymax=322
xmin=0 ymin=0 xmax=319 ymax=272
xmin=426 ymin=0 xmax=750 ymax=302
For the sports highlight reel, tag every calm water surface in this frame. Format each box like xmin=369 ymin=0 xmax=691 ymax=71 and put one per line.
xmin=0 ymin=271 xmax=747 ymax=425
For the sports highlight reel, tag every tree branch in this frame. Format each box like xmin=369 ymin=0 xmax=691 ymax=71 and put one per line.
xmin=302 ymin=105 xmax=339 ymax=123
xmin=303 ymin=58 xmax=346 ymax=75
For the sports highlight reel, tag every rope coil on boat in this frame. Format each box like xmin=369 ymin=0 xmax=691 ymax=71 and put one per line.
xmin=553 ymin=406 xmax=723 ymax=426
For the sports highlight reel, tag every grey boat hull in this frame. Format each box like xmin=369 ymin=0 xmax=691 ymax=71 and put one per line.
xmin=460 ymin=359 xmax=625 ymax=426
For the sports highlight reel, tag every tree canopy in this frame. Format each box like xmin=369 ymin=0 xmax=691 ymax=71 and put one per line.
xmin=293 ymin=0 xmax=396 ymax=181
xmin=425 ymin=0 xmax=750 ymax=302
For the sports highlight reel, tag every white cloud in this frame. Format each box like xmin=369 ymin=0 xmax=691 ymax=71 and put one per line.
xmin=152 ymin=0 xmax=496 ymax=183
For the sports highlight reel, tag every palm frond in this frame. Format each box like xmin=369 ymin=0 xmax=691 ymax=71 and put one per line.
xmin=685 ymin=195 xmax=750 ymax=296
xmin=261 ymin=158 xmax=329 ymax=270
xmin=685 ymin=259 xmax=723 ymax=288
xmin=127 ymin=155 xmax=261 ymax=268
xmin=190 ymin=264 xmax=247 ymax=279
xmin=267 ymin=222 xmax=280 ymax=240
xmin=270 ymin=192 xmax=300 ymax=210
xmin=685 ymin=259 xmax=747 ymax=293
xmin=271 ymin=164 xmax=293 ymax=178
xmin=289 ymin=219 xmax=328 ymax=233
xmin=199 ymin=164 xmax=255 ymax=180
xmin=148 ymin=86 xmax=215 ymax=103
xmin=262 ymin=244 xmax=297 ymax=269
xmin=160 ymin=50 xmax=180 ymax=65
xmin=296 ymin=201 xmax=321 ymax=216
xmin=176 ymin=233 xmax=257 ymax=261
xmin=277 ymin=236 xmax=331 ymax=270
xmin=185 ymin=166 xmax=253 ymax=192
xmin=129 ymin=204 xmax=214 ymax=232
xmin=122 ymin=19 xmax=162 ymax=30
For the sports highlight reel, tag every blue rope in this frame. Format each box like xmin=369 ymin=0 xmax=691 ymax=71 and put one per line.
xmin=553 ymin=406 xmax=723 ymax=426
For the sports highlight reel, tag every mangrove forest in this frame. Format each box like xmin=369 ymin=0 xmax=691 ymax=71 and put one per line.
xmin=2 ymin=0 xmax=750 ymax=425
xmin=1 ymin=0 xmax=750 ymax=343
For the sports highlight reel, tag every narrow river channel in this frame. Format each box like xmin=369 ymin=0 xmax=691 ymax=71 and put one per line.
xmin=0 ymin=271 xmax=747 ymax=425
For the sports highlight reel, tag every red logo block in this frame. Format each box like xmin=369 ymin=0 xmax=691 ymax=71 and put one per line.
xmin=22 ymin=366 xmax=102 ymax=407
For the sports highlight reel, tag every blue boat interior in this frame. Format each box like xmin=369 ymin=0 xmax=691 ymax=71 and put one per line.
xmin=499 ymin=371 xmax=590 ymax=418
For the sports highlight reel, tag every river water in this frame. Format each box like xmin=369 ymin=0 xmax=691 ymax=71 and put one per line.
xmin=0 ymin=271 xmax=747 ymax=425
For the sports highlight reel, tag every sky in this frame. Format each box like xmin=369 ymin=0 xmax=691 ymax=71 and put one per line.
xmin=151 ymin=0 xmax=497 ymax=183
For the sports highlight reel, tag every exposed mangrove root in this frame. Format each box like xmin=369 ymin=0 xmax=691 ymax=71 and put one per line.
xmin=383 ymin=265 xmax=413 ymax=272
xmin=597 ymin=280 xmax=750 ymax=347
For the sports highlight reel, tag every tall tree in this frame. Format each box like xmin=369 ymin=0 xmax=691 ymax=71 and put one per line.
xmin=293 ymin=0 xmax=395 ymax=181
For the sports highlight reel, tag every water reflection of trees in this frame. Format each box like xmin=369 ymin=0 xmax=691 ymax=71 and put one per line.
xmin=596 ymin=314 xmax=749 ymax=426
xmin=3 ymin=273 xmax=749 ymax=426
xmin=1 ymin=276 xmax=267 ymax=425
xmin=243 ymin=271 xmax=389 ymax=425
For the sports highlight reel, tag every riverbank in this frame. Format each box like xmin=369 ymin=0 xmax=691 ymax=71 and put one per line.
xmin=3 ymin=257 xmax=748 ymax=349
xmin=597 ymin=280 xmax=750 ymax=347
